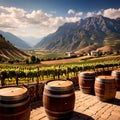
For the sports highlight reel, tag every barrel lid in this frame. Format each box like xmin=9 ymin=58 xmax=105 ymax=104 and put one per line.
xmin=80 ymin=71 xmax=95 ymax=76
xmin=96 ymin=76 xmax=115 ymax=82
xmin=112 ymin=69 xmax=120 ymax=72
xmin=112 ymin=70 xmax=120 ymax=75
xmin=0 ymin=87 xmax=28 ymax=101
xmin=45 ymin=80 xmax=74 ymax=91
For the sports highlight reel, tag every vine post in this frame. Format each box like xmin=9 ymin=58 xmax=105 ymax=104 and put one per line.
xmin=0 ymin=72 xmax=5 ymax=86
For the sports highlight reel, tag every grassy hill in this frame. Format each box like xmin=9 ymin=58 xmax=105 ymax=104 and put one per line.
xmin=0 ymin=35 xmax=30 ymax=60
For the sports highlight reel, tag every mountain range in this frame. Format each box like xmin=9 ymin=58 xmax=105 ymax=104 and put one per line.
xmin=0 ymin=30 xmax=30 ymax=49
xmin=0 ymin=15 xmax=120 ymax=53
xmin=35 ymin=15 xmax=120 ymax=53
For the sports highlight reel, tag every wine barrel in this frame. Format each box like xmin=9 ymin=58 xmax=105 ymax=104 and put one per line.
xmin=24 ymin=82 xmax=37 ymax=102
xmin=0 ymin=86 xmax=30 ymax=120
xmin=95 ymin=76 xmax=116 ymax=102
xmin=79 ymin=71 xmax=95 ymax=94
xmin=36 ymin=81 xmax=45 ymax=100
xmin=70 ymin=76 xmax=79 ymax=87
xmin=111 ymin=70 xmax=120 ymax=91
xmin=43 ymin=79 xmax=75 ymax=120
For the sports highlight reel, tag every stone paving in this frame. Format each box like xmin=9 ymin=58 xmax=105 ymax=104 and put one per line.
xmin=30 ymin=88 xmax=120 ymax=120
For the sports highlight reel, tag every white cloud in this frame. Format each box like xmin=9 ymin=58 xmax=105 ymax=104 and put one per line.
xmin=0 ymin=6 xmax=27 ymax=28
xmin=26 ymin=10 xmax=53 ymax=26
xmin=0 ymin=5 xmax=120 ymax=39
xmin=86 ymin=12 xmax=95 ymax=18
xmin=68 ymin=9 xmax=75 ymax=15
xmin=103 ymin=8 xmax=120 ymax=19
xmin=96 ymin=11 xmax=102 ymax=15
xmin=86 ymin=8 xmax=120 ymax=19
xmin=65 ymin=17 xmax=80 ymax=23
xmin=68 ymin=9 xmax=83 ymax=17
xmin=75 ymin=12 xmax=83 ymax=17
xmin=0 ymin=6 xmax=81 ymax=38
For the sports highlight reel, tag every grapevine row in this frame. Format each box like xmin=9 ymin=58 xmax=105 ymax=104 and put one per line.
xmin=0 ymin=59 xmax=120 ymax=86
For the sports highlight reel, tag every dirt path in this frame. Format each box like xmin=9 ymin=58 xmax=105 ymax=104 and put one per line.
xmin=41 ymin=57 xmax=81 ymax=65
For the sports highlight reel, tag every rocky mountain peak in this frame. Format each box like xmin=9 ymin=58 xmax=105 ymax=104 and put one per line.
xmin=35 ymin=15 xmax=120 ymax=52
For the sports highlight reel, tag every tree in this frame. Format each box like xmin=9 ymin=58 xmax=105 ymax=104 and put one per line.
xmin=30 ymin=55 xmax=40 ymax=64
xmin=31 ymin=55 xmax=36 ymax=63
xmin=25 ymin=59 xmax=29 ymax=64
xmin=36 ymin=58 xmax=40 ymax=63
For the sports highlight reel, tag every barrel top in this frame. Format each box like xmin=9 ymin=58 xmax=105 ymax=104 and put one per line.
xmin=0 ymin=87 xmax=27 ymax=97
xmin=112 ymin=69 xmax=120 ymax=74
xmin=47 ymin=80 xmax=73 ymax=87
xmin=113 ymin=69 xmax=120 ymax=72
xmin=96 ymin=76 xmax=115 ymax=81
xmin=80 ymin=71 xmax=95 ymax=75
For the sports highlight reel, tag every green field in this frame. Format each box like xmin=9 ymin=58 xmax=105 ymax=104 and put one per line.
xmin=26 ymin=50 xmax=68 ymax=60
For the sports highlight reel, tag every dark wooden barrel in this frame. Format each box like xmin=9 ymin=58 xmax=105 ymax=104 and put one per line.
xmin=43 ymin=79 xmax=75 ymax=120
xmin=70 ymin=76 xmax=79 ymax=87
xmin=95 ymin=76 xmax=116 ymax=102
xmin=111 ymin=70 xmax=120 ymax=91
xmin=79 ymin=71 xmax=95 ymax=94
xmin=36 ymin=81 xmax=45 ymax=100
xmin=24 ymin=82 xmax=37 ymax=102
xmin=0 ymin=86 xmax=30 ymax=120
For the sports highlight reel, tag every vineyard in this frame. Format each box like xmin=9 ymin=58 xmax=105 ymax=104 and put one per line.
xmin=0 ymin=55 xmax=120 ymax=86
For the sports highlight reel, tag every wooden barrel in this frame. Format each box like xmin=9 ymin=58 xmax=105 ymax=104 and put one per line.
xmin=70 ymin=76 xmax=79 ymax=87
xmin=79 ymin=71 xmax=95 ymax=94
xmin=111 ymin=70 xmax=120 ymax=91
xmin=24 ymin=83 xmax=37 ymax=102
xmin=0 ymin=86 xmax=30 ymax=120
xmin=95 ymin=76 xmax=116 ymax=102
xmin=43 ymin=79 xmax=75 ymax=120
xmin=36 ymin=81 xmax=45 ymax=100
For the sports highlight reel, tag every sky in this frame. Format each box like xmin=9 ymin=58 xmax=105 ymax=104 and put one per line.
xmin=0 ymin=0 xmax=120 ymax=45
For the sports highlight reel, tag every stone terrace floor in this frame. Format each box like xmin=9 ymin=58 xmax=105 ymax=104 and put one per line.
xmin=30 ymin=88 xmax=120 ymax=120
